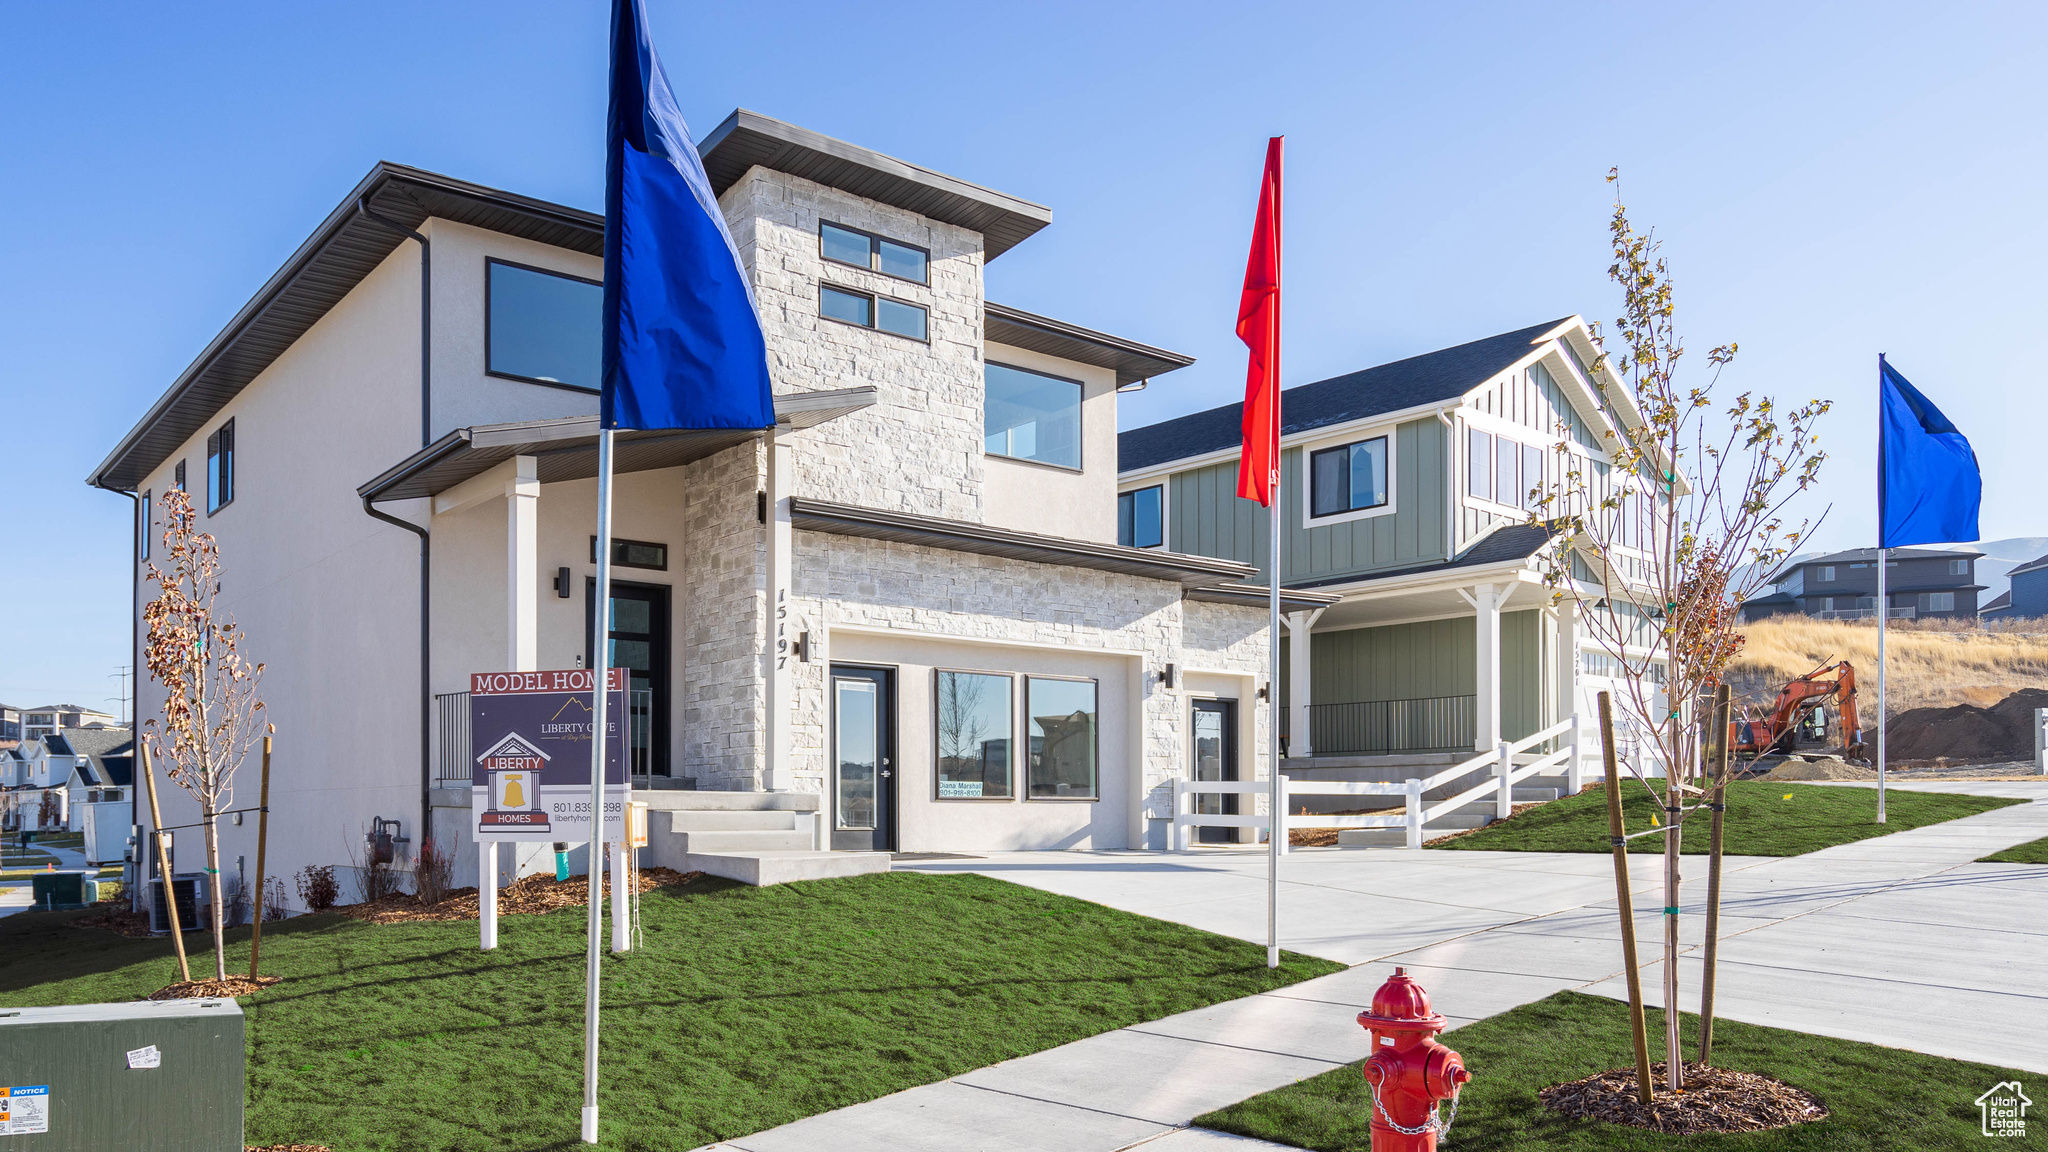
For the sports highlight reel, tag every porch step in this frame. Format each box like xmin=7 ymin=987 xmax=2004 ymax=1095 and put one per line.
xmin=634 ymin=789 xmax=819 ymax=813
xmin=675 ymin=829 xmax=815 ymax=853
xmin=664 ymin=810 xmax=803 ymax=832
xmin=680 ymin=849 xmax=890 ymax=887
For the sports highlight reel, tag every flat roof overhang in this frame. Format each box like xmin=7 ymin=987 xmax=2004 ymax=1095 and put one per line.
xmin=984 ymin=303 xmax=1194 ymax=387
xmin=788 ymin=499 xmax=1257 ymax=588
xmin=357 ymin=386 xmax=876 ymax=503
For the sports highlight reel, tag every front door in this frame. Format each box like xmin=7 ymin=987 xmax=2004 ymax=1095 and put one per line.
xmin=831 ymin=665 xmax=896 ymax=851
xmin=1192 ymin=698 xmax=1239 ymax=844
xmin=588 ymin=579 xmax=671 ymax=779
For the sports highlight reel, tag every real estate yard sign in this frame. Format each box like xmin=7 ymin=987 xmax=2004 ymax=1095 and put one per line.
xmin=470 ymin=669 xmax=627 ymax=843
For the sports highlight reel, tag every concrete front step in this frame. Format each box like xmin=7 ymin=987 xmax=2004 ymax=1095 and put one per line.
xmin=663 ymin=809 xmax=802 ymax=832
xmin=634 ymin=789 xmax=819 ymax=813
xmin=676 ymin=829 xmax=815 ymax=853
xmin=680 ymin=849 xmax=890 ymax=886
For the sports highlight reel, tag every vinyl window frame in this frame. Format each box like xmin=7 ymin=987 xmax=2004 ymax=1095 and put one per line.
xmin=818 ymin=220 xmax=930 ymax=285
xmin=818 ymin=282 xmax=929 ymax=343
xmin=1301 ymin=429 xmax=1397 ymax=530
xmin=1023 ymin=673 xmax=1101 ymax=802
xmin=482 ymin=257 xmax=605 ymax=394
xmin=931 ymin=668 xmax=1017 ymax=802
xmin=1118 ymin=484 xmax=1166 ymax=549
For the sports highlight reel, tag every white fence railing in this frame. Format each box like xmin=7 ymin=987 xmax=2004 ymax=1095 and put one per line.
xmin=1171 ymin=713 xmax=1586 ymax=852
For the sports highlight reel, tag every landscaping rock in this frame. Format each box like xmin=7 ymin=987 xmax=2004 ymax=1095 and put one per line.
xmin=1539 ymin=1061 xmax=1828 ymax=1133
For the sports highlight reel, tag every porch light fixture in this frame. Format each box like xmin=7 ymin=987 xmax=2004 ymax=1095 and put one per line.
xmin=554 ymin=567 xmax=572 ymax=598
xmin=1158 ymin=663 xmax=1177 ymax=689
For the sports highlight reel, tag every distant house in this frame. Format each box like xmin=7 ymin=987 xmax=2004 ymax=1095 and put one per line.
xmin=0 ymin=704 xmax=20 ymax=748
xmin=1981 ymin=552 xmax=2048 ymax=620
xmin=0 ymin=729 xmax=134 ymax=834
xmin=20 ymin=705 xmax=117 ymax=742
xmin=59 ymin=726 xmax=135 ymax=817
xmin=1741 ymin=547 xmax=1984 ymax=622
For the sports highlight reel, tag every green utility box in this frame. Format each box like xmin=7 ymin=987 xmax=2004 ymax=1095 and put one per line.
xmin=0 ymin=999 xmax=243 ymax=1149
xmin=28 ymin=872 xmax=97 ymax=910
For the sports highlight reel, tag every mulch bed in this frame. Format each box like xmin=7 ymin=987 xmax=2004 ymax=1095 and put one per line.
xmin=70 ymin=902 xmax=155 ymax=938
xmin=1539 ymin=1062 xmax=1828 ymax=1133
xmin=246 ymin=1144 xmax=330 ymax=1151
xmin=334 ymin=867 xmax=699 ymax=924
xmin=149 ymin=975 xmax=285 ymax=1000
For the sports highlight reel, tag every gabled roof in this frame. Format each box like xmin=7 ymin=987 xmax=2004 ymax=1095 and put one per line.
xmin=98 ymin=755 xmax=135 ymax=789
xmin=1769 ymin=545 xmax=1982 ymax=584
xmin=1981 ymin=589 xmax=2013 ymax=612
xmin=2006 ymin=552 xmax=2048 ymax=580
xmin=1288 ymin=523 xmax=1557 ymax=591
xmin=61 ymin=727 xmax=133 ymax=762
xmin=41 ymin=734 xmax=73 ymax=756
xmin=1118 ymin=319 xmax=1573 ymax=473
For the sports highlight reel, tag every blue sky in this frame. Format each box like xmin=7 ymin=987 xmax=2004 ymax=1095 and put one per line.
xmin=4 ymin=1 xmax=2045 ymax=710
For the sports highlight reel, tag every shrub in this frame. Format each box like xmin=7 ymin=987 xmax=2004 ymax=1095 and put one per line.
xmin=414 ymin=838 xmax=454 ymax=906
xmin=295 ymin=863 xmax=339 ymax=912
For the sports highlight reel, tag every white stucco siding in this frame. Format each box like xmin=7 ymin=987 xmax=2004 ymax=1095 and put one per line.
xmin=130 ymin=241 xmax=427 ymax=904
xmin=980 ymin=341 xmax=1119 ymax=544
xmin=426 ymin=218 xmax=603 ymax=439
xmin=721 ymin=167 xmax=988 ymax=522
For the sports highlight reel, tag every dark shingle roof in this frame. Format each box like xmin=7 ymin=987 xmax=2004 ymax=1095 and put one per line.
xmin=1118 ymin=318 xmax=1570 ymax=474
xmin=99 ymin=755 xmax=135 ymax=788
xmin=1768 ymin=545 xmax=1981 ymax=584
xmin=42 ymin=734 xmax=73 ymax=755
xmin=1982 ymin=589 xmax=2013 ymax=612
xmin=2006 ymin=553 xmax=2048 ymax=579
xmin=1290 ymin=523 xmax=1556 ymax=590
xmin=61 ymin=727 xmax=133 ymax=761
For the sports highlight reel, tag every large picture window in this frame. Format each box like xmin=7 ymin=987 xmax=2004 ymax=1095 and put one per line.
xmin=985 ymin=362 xmax=1082 ymax=469
xmin=1308 ymin=437 xmax=1388 ymax=518
xmin=936 ymin=671 xmax=1013 ymax=799
xmin=1026 ymin=676 xmax=1097 ymax=799
xmin=1118 ymin=486 xmax=1163 ymax=548
xmin=486 ymin=259 xmax=602 ymax=390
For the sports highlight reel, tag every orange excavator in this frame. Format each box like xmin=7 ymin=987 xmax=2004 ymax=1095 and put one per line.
xmin=1731 ymin=660 xmax=1866 ymax=759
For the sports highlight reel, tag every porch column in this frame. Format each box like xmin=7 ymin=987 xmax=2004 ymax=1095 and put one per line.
xmin=764 ymin=432 xmax=795 ymax=792
xmin=508 ymin=454 xmax=539 ymax=672
xmin=1554 ymin=598 xmax=1580 ymax=729
xmin=1460 ymin=583 xmax=1503 ymax=751
xmin=1283 ymin=607 xmax=1325 ymax=757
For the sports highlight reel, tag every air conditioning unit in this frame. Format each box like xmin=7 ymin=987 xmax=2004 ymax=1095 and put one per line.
xmin=147 ymin=874 xmax=210 ymax=935
xmin=0 ymin=998 xmax=243 ymax=1149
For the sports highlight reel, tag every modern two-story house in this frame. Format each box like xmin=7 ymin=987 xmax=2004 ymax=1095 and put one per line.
xmin=1741 ymin=547 xmax=1984 ymax=622
xmin=1119 ymin=319 xmax=1662 ymax=793
xmin=91 ymin=111 xmax=1294 ymax=896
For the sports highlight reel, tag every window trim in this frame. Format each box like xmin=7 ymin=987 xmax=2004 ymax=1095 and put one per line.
xmin=1118 ymin=484 xmax=1167 ymax=549
xmin=483 ymin=256 xmax=605 ymax=394
xmin=983 ymin=360 xmax=1085 ymax=473
xmin=818 ymin=282 xmax=930 ymax=344
xmin=819 ymin=220 xmax=930 ymax=285
xmin=932 ymin=667 xmax=1018 ymax=802
xmin=205 ymin=418 xmax=235 ymax=516
xmin=1300 ymin=430 xmax=1397 ymax=530
xmin=1023 ymin=673 xmax=1101 ymax=802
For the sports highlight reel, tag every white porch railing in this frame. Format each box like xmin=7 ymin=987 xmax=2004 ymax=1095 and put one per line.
xmin=1171 ymin=713 xmax=1586 ymax=852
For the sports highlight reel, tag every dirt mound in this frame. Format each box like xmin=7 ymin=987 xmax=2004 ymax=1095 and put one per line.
xmin=1540 ymin=1061 xmax=1828 ymax=1133
xmin=336 ymin=866 xmax=699 ymax=924
xmin=1759 ymin=756 xmax=1876 ymax=782
xmin=148 ymin=975 xmax=284 ymax=1000
xmin=1885 ymin=687 xmax=2048 ymax=761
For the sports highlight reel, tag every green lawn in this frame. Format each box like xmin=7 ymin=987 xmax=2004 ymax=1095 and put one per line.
xmin=1196 ymin=990 xmax=2027 ymax=1151
xmin=1979 ymin=835 xmax=2048 ymax=864
xmin=1434 ymin=781 xmax=2021 ymax=856
xmin=2 ymin=870 xmax=1339 ymax=1151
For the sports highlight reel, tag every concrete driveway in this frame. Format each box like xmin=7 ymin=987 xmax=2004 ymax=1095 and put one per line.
xmin=702 ymin=780 xmax=2048 ymax=1152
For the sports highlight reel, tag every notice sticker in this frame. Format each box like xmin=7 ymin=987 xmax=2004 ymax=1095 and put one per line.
xmin=127 ymin=1044 xmax=161 ymax=1070
xmin=0 ymin=1086 xmax=50 ymax=1135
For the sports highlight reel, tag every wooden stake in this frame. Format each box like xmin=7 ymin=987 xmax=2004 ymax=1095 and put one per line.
xmin=139 ymin=741 xmax=191 ymax=984
xmin=248 ymin=736 xmax=273 ymax=978
xmin=1698 ymin=684 xmax=1733 ymax=1064
xmin=1600 ymin=692 xmax=1654 ymax=1104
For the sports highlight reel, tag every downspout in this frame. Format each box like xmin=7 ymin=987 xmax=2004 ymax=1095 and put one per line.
xmin=353 ymin=198 xmax=434 ymax=847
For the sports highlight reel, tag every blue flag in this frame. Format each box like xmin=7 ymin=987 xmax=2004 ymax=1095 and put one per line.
xmin=1879 ymin=355 xmax=1979 ymax=548
xmin=601 ymin=0 xmax=773 ymax=431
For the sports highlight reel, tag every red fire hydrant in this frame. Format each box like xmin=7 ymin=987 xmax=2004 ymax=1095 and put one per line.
xmin=1358 ymin=967 xmax=1469 ymax=1151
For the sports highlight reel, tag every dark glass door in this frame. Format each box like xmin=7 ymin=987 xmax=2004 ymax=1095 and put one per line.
xmin=1192 ymin=698 xmax=1239 ymax=844
xmin=588 ymin=579 xmax=671 ymax=778
xmin=830 ymin=664 xmax=896 ymax=852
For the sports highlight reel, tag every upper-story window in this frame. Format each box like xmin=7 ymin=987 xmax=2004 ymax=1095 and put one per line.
xmin=984 ymin=362 xmax=1081 ymax=470
xmin=1467 ymin=427 xmax=1542 ymax=510
xmin=173 ymin=459 xmax=185 ymax=491
xmin=820 ymin=221 xmax=928 ymax=284
xmin=1817 ymin=565 xmax=1836 ymax=582
xmin=486 ymin=258 xmax=602 ymax=391
xmin=820 ymin=284 xmax=927 ymax=341
xmin=206 ymin=419 xmax=235 ymax=514
xmin=1118 ymin=486 xmax=1164 ymax=548
xmin=139 ymin=490 xmax=151 ymax=560
xmin=1309 ymin=438 xmax=1389 ymax=518
xmin=1948 ymin=558 xmax=1969 ymax=576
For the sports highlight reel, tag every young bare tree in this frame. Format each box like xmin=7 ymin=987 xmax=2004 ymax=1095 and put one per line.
xmin=142 ymin=487 xmax=271 ymax=982
xmin=1530 ymin=172 xmax=1829 ymax=1091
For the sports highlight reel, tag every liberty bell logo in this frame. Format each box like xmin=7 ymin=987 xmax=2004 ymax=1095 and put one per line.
xmin=477 ymin=732 xmax=552 ymax=831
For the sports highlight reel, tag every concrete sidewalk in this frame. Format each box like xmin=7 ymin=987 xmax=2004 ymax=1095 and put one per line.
xmin=703 ymin=782 xmax=2048 ymax=1152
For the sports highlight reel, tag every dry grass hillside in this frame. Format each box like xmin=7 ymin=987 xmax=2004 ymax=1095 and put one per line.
xmin=1726 ymin=615 xmax=2048 ymax=720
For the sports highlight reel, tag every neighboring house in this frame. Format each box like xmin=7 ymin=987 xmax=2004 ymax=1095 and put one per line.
xmin=21 ymin=705 xmax=117 ymax=741
xmin=1119 ymin=318 xmax=1658 ymax=773
xmin=3 ymin=733 xmax=102 ymax=831
xmin=90 ymin=110 xmax=1285 ymax=891
xmin=0 ymin=704 xmax=20 ymax=750
xmin=58 ymin=726 xmax=135 ymax=819
xmin=1740 ymin=547 xmax=1984 ymax=622
xmin=1980 ymin=551 xmax=2048 ymax=619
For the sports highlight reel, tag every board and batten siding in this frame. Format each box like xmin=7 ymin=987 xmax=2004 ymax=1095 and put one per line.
xmin=1457 ymin=359 xmax=1605 ymax=550
xmin=1278 ymin=611 xmax=1544 ymax=744
xmin=1164 ymin=416 xmax=1448 ymax=585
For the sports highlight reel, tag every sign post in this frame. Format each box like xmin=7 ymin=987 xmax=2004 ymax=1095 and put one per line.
xmin=467 ymin=668 xmax=629 ymax=953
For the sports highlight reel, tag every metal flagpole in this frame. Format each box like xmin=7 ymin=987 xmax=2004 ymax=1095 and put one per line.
xmin=582 ymin=426 xmax=616 ymax=1144
xmin=1876 ymin=546 xmax=1887 ymax=823
xmin=1267 ymin=474 xmax=1281 ymax=970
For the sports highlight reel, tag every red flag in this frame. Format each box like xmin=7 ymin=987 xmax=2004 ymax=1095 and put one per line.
xmin=1236 ymin=137 xmax=1283 ymax=506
